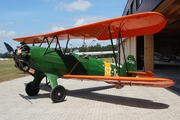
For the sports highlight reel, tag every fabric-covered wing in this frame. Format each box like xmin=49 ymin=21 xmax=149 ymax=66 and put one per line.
xmin=13 ymin=12 xmax=166 ymax=44
xmin=63 ymin=75 xmax=175 ymax=88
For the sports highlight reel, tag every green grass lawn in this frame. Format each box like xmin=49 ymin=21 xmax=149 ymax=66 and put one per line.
xmin=0 ymin=59 xmax=28 ymax=83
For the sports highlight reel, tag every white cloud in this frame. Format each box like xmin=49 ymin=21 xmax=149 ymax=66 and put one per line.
xmin=0 ymin=30 xmax=17 ymax=53
xmin=55 ymin=0 xmax=92 ymax=12
xmin=74 ymin=19 xmax=85 ymax=26
xmin=50 ymin=26 xmax=65 ymax=32
xmin=0 ymin=30 xmax=16 ymax=37
xmin=73 ymin=15 xmax=109 ymax=26
xmin=0 ymin=22 xmax=14 ymax=26
xmin=0 ymin=30 xmax=17 ymax=43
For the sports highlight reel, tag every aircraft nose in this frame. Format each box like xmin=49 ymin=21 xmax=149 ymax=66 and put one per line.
xmin=16 ymin=42 xmax=31 ymax=62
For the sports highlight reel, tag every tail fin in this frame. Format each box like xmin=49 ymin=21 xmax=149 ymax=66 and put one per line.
xmin=121 ymin=54 xmax=137 ymax=76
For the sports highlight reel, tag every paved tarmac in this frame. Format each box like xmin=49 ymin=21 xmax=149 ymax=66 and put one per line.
xmin=154 ymin=66 xmax=180 ymax=94
xmin=0 ymin=67 xmax=180 ymax=120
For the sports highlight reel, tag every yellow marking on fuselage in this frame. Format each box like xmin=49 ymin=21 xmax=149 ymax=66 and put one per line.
xmin=103 ymin=61 xmax=111 ymax=76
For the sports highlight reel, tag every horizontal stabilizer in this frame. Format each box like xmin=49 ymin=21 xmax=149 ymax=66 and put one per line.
xmin=127 ymin=71 xmax=154 ymax=77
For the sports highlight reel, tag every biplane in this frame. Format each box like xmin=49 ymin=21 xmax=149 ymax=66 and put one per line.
xmin=4 ymin=12 xmax=175 ymax=103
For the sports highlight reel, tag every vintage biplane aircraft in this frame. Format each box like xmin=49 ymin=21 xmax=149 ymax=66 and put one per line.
xmin=4 ymin=12 xmax=175 ymax=103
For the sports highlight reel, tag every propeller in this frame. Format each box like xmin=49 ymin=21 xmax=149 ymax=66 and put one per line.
xmin=4 ymin=42 xmax=14 ymax=55
xmin=4 ymin=42 xmax=24 ymax=71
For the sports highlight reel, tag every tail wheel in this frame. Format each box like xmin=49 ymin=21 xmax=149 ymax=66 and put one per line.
xmin=25 ymin=82 xmax=40 ymax=96
xmin=50 ymin=85 xmax=66 ymax=103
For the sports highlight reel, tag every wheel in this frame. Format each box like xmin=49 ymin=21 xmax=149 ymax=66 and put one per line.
xmin=25 ymin=82 xmax=40 ymax=96
xmin=50 ymin=85 xmax=66 ymax=103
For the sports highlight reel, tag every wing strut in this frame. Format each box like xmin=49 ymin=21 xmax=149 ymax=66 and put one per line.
xmin=117 ymin=32 xmax=121 ymax=74
xmin=54 ymin=36 xmax=61 ymax=49
xmin=68 ymin=61 xmax=80 ymax=75
xmin=108 ymin=26 xmax=117 ymax=68
xmin=42 ymin=36 xmax=58 ymax=55
xmin=120 ymin=35 xmax=129 ymax=73
xmin=64 ymin=38 xmax=70 ymax=55
xmin=40 ymin=36 xmax=49 ymax=47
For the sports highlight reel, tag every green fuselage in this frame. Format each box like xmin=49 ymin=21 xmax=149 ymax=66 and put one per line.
xmin=28 ymin=46 xmax=125 ymax=77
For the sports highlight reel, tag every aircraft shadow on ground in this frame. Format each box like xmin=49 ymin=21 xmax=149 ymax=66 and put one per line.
xmin=19 ymin=84 xmax=169 ymax=109
xmin=66 ymin=86 xmax=169 ymax=109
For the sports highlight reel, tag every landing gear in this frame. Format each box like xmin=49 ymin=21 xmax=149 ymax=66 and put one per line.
xmin=25 ymin=82 xmax=40 ymax=96
xmin=50 ymin=85 xmax=66 ymax=103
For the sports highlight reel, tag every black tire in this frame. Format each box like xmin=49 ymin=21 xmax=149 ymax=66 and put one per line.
xmin=25 ymin=82 xmax=40 ymax=96
xmin=50 ymin=85 xmax=66 ymax=103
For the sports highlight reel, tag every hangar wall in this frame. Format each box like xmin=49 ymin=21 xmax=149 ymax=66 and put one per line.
xmin=120 ymin=0 xmax=179 ymax=71
xmin=123 ymin=0 xmax=163 ymax=15
xmin=119 ymin=0 xmax=164 ymax=70
xmin=118 ymin=37 xmax=136 ymax=65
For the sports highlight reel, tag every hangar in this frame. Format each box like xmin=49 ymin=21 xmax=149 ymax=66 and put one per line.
xmin=119 ymin=0 xmax=180 ymax=71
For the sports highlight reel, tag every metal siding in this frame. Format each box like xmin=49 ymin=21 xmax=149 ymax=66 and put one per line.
xmin=123 ymin=0 xmax=134 ymax=15
xmin=123 ymin=0 xmax=163 ymax=15
xmin=137 ymin=0 xmax=163 ymax=13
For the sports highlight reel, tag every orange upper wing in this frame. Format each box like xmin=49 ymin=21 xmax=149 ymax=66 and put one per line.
xmin=13 ymin=12 xmax=166 ymax=44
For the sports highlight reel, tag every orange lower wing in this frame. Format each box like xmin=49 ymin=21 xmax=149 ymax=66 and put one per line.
xmin=63 ymin=75 xmax=175 ymax=88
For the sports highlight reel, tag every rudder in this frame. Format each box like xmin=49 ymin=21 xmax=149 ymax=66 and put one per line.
xmin=121 ymin=54 xmax=137 ymax=76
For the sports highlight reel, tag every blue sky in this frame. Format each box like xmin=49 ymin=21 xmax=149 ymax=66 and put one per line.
xmin=0 ymin=0 xmax=127 ymax=53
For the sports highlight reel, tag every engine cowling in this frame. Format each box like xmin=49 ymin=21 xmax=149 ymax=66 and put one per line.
xmin=15 ymin=42 xmax=31 ymax=71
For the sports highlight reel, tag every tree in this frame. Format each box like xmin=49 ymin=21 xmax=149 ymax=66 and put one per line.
xmin=0 ymin=52 xmax=11 ymax=58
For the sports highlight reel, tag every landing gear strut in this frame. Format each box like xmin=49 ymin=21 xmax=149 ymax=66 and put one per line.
xmin=50 ymin=85 xmax=66 ymax=103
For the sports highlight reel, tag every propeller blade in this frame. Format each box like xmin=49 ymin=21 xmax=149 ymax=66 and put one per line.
xmin=4 ymin=42 xmax=24 ymax=71
xmin=4 ymin=42 xmax=14 ymax=54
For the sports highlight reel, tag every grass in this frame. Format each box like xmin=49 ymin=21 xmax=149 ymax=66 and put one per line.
xmin=0 ymin=59 xmax=28 ymax=83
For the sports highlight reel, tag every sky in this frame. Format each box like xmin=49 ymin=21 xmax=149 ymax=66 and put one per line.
xmin=0 ymin=0 xmax=127 ymax=53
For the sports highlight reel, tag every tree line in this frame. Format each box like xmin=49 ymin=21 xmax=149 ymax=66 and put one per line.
xmin=0 ymin=52 xmax=11 ymax=58
xmin=70 ymin=43 xmax=117 ymax=52
xmin=67 ymin=43 xmax=117 ymax=57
